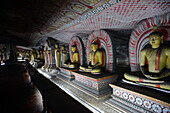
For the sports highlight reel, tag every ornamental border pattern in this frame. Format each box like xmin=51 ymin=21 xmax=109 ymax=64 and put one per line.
xmin=112 ymin=87 xmax=170 ymax=113
xmin=75 ymin=75 xmax=114 ymax=90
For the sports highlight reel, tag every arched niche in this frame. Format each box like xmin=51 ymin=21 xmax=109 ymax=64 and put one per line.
xmin=69 ymin=36 xmax=85 ymax=65
xmin=86 ymin=30 xmax=116 ymax=73
xmin=129 ymin=13 xmax=170 ymax=71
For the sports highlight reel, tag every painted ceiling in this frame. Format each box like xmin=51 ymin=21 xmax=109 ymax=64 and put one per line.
xmin=0 ymin=0 xmax=169 ymax=46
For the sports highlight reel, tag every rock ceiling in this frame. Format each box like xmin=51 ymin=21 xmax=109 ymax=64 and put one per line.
xmin=0 ymin=0 xmax=169 ymax=47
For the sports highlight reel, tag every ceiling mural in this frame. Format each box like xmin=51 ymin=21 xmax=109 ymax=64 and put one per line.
xmin=43 ymin=0 xmax=170 ymax=44
xmin=0 ymin=0 xmax=169 ymax=46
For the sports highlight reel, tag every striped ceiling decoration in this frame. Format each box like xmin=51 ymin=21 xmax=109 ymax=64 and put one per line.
xmin=0 ymin=0 xmax=169 ymax=46
xmin=46 ymin=0 xmax=170 ymax=43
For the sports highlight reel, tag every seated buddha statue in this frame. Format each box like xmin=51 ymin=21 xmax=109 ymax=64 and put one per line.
xmin=80 ymin=41 xmax=103 ymax=74
xmin=64 ymin=45 xmax=79 ymax=68
xmin=55 ymin=43 xmax=60 ymax=69
xmin=124 ymin=27 xmax=170 ymax=90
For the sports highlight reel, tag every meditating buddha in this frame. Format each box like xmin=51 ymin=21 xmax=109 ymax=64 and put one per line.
xmin=55 ymin=43 xmax=60 ymax=68
xmin=124 ymin=26 xmax=170 ymax=90
xmin=80 ymin=41 xmax=104 ymax=74
xmin=64 ymin=45 xmax=79 ymax=68
xmin=61 ymin=45 xmax=67 ymax=66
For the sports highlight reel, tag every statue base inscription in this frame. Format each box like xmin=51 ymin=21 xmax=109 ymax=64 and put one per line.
xmin=72 ymin=71 xmax=118 ymax=98
xmin=105 ymin=82 xmax=170 ymax=113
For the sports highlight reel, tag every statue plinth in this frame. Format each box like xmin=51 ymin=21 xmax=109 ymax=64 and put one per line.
xmin=105 ymin=82 xmax=170 ymax=113
xmin=72 ymin=71 xmax=118 ymax=98
xmin=58 ymin=67 xmax=79 ymax=80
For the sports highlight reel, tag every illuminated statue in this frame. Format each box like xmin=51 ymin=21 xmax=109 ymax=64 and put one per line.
xmin=124 ymin=26 xmax=170 ymax=90
xmin=25 ymin=51 xmax=29 ymax=57
xmin=30 ymin=48 xmax=36 ymax=65
xmin=1 ymin=47 xmax=7 ymax=62
xmin=60 ymin=45 xmax=67 ymax=66
xmin=40 ymin=50 xmax=44 ymax=60
xmin=37 ymin=51 xmax=40 ymax=59
xmin=80 ymin=41 xmax=103 ymax=74
xmin=64 ymin=45 xmax=79 ymax=68
xmin=55 ymin=43 xmax=60 ymax=68
xmin=42 ymin=50 xmax=48 ymax=70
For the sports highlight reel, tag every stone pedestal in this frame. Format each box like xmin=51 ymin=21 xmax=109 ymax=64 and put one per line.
xmin=58 ymin=67 xmax=78 ymax=80
xmin=105 ymin=82 xmax=170 ymax=113
xmin=72 ymin=71 xmax=118 ymax=98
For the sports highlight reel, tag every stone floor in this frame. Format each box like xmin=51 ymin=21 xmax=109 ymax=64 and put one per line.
xmin=0 ymin=64 xmax=43 ymax=113
xmin=38 ymin=69 xmax=127 ymax=113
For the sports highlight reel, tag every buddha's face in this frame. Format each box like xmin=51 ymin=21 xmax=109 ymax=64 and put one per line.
xmin=71 ymin=46 xmax=76 ymax=52
xmin=149 ymin=34 xmax=162 ymax=47
xmin=91 ymin=44 xmax=98 ymax=51
xmin=55 ymin=44 xmax=59 ymax=48
xmin=62 ymin=46 xmax=65 ymax=50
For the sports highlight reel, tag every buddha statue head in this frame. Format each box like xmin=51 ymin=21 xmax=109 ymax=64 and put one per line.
xmin=55 ymin=43 xmax=59 ymax=49
xmin=91 ymin=41 xmax=98 ymax=52
xmin=149 ymin=31 xmax=164 ymax=48
xmin=62 ymin=45 xmax=65 ymax=50
xmin=71 ymin=45 xmax=76 ymax=52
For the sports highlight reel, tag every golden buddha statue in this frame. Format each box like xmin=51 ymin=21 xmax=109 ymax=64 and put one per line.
xmin=64 ymin=45 xmax=79 ymax=68
xmin=37 ymin=51 xmax=40 ymax=59
xmin=25 ymin=50 xmax=30 ymax=61
xmin=55 ymin=43 xmax=60 ymax=68
xmin=30 ymin=48 xmax=36 ymax=65
xmin=124 ymin=27 xmax=170 ymax=90
xmin=25 ymin=51 xmax=29 ymax=57
xmin=80 ymin=41 xmax=103 ymax=74
xmin=37 ymin=49 xmax=44 ymax=60
xmin=61 ymin=45 xmax=67 ymax=66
